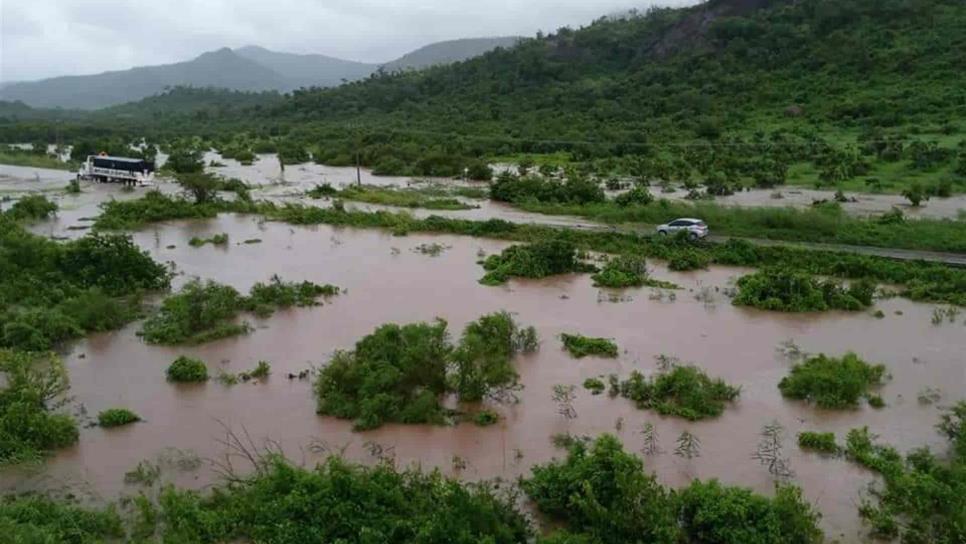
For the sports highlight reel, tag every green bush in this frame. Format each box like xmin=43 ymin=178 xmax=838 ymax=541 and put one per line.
xmin=480 ymin=240 xmax=592 ymax=285
xmin=677 ymin=479 xmax=823 ymax=544
xmin=734 ymin=268 xmax=875 ymax=312
xmin=591 ymin=254 xmax=678 ymax=289
xmin=522 ymin=435 xmax=823 ymax=543
xmin=583 ymin=377 xmax=606 ymax=394
xmin=560 ymin=333 xmax=618 ymax=358
xmin=97 ymin=408 xmax=141 ymax=428
xmin=667 ymin=247 xmax=712 ymax=271
xmin=778 ymin=352 xmax=886 ymax=409
xmin=188 ymin=233 xmax=229 ymax=247
xmin=474 ymin=409 xmax=500 ymax=426
xmin=797 ymin=431 xmax=838 ymax=453
xmin=844 ymin=404 xmax=965 ymax=542
xmin=619 ymin=365 xmax=740 ymax=420
xmin=166 ymin=356 xmax=209 ymax=383
xmin=490 ymin=171 xmax=604 ymax=205
xmin=0 ymin=494 xmax=124 ymax=543
xmin=158 ymin=455 xmax=531 ymax=543
xmin=141 ymin=277 xmax=338 ymax=345
xmin=0 ymin=350 xmax=79 ymax=464
xmin=316 ymin=312 xmax=536 ymax=430
xmin=4 ymin=195 xmax=58 ymax=221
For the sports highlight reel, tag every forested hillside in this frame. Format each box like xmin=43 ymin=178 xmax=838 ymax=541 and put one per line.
xmin=3 ymin=0 xmax=965 ymax=188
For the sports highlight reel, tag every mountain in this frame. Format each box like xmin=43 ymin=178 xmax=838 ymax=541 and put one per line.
xmin=0 ymin=48 xmax=287 ymax=110
xmin=380 ymin=37 xmax=522 ymax=72
xmin=0 ymin=38 xmax=523 ymax=110
xmin=233 ymin=46 xmax=376 ymax=89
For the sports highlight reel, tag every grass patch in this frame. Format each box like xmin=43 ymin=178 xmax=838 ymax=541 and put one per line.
xmin=583 ymin=377 xmax=606 ymax=395
xmin=797 ymin=431 xmax=839 ymax=453
xmin=0 ymin=494 xmax=124 ymax=542
xmin=165 ymin=356 xmax=209 ymax=383
xmin=0 ymin=150 xmax=76 ymax=171
xmin=560 ymin=333 xmax=618 ymax=358
xmin=619 ymin=365 xmax=741 ymax=420
xmin=778 ymin=352 xmax=886 ymax=409
xmin=140 ymin=276 xmax=339 ymax=345
xmin=473 ymin=409 xmax=500 ymax=426
xmin=97 ymin=408 xmax=141 ymax=428
xmin=734 ymin=268 xmax=876 ymax=312
xmin=315 ymin=311 xmax=536 ymax=430
xmin=332 ymin=185 xmax=478 ymax=211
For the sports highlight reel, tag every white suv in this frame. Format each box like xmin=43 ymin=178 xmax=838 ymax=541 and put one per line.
xmin=656 ymin=218 xmax=709 ymax=240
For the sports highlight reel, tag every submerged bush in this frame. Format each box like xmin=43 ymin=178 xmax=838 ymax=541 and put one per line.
xmin=316 ymin=312 xmax=536 ymax=430
xmin=188 ymin=233 xmax=229 ymax=247
xmin=798 ymin=431 xmax=839 ymax=453
xmin=97 ymin=408 xmax=141 ymax=428
xmin=619 ymin=365 xmax=740 ymax=420
xmin=0 ymin=350 xmax=79 ymax=464
xmin=844 ymin=404 xmax=966 ymax=542
xmin=778 ymin=352 xmax=886 ymax=409
xmin=591 ymin=254 xmax=678 ymax=289
xmin=480 ymin=240 xmax=592 ymax=285
xmin=734 ymin=268 xmax=875 ymax=312
xmin=166 ymin=356 xmax=209 ymax=383
xmin=523 ymin=435 xmax=822 ymax=544
xmin=141 ymin=277 xmax=338 ymax=345
xmin=560 ymin=333 xmax=618 ymax=358
xmin=4 ymin=195 xmax=58 ymax=221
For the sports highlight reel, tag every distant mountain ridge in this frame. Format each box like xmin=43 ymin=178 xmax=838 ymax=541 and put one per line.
xmin=0 ymin=38 xmax=523 ymax=110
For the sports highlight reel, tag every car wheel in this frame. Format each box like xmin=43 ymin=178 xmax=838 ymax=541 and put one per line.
xmin=658 ymin=230 xmax=668 ymax=236
xmin=688 ymin=232 xmax=698 ymax=241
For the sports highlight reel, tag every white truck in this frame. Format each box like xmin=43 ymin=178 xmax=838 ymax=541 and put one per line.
xmin=77 ymin=155 xmax=155 ymax=185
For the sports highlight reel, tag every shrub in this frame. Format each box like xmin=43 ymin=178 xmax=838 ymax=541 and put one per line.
xmin=4 ymin=195 xmax=58 ymax=221
xmin=0 ymin=495 xmax=124 ymax=543
xmin=560 ymin=333 xmax=618 ymax=358
xmin=0 ymin=350 xmax=79 ymax=464
xmin=522 ymin=435 xmax=679 ymax=543
xmin=591 ymin=254 xmax=679 ymax=289
xmin=583 ymin=377 xmax=606 ymax=394
xmin=678 ymin=479 xmax=823 ymax=544
xmin=667 ymin=247 xmax=712 ymax=271
xmin=733 ymin=268 xmax=875 ymax=312
xmin=97 ymin=408 xmax=141 ymax=428
xmin=778 ymin=352 xmax=886 ymax=409
xmin=614 ymin=187 xmax=654 ymax=207
xmin=158 ymin=455 xmax=531 ymax=543
xmin=166 ymin=356 xmax=209 ymax=383
xmin=522 ymin=435 xmax=823 ymax=543
xmin=480 ymin=240 xmax=591 ymax=285
xmin=474 ymin=409 xmax=500 ymax=426
xmin=316 ymin=312 xmax=535 ymax=429
xmin=490 ymin=172 xmax=604 ymax=205
xmin=188 ymin=233 xmax=229 ymax=247
xmin=844 ymin=404 xmax=965 ymax=542
xmin=797 ymin=431 xmax=838 ymax=453
xmin=141 ymin=277 xmax=338 ymax=344
xmin=619 ymin=365 xmax=740 ymax=420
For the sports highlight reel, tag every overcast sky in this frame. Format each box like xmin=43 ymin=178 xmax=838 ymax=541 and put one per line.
xmin=1 ymin=0 xmax=695 ymax=82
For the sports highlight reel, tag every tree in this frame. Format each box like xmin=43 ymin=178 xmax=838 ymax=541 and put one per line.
xmin=901 ymin=182 xmax=928 ymax=207
xmin=166 ymin=147 xmax=204 ymax=174
xmin=177 ymin=173 xmax=220 ymax=204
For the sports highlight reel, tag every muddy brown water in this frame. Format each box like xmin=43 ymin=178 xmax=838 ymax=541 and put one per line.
xmin=1 ymin=210 xmax=963 ymax=542
xmin=2 ymin=164 xmax=965 ymax=540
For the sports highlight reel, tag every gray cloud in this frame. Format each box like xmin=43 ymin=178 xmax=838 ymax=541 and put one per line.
xmin=1 ymin=0 xmax=694 ymax=83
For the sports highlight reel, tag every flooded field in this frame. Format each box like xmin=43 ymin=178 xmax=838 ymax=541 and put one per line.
xmin=2 ymin=159 xmax=965 ymax=541
xmin=0 ymin=203 xmax=963 ymax=541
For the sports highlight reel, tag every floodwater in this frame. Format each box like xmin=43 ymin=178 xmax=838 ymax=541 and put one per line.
xmin=2 ymin=160 xmax=965 ymax=541
xmin=1 ymin=207 xmax=963 ymax=542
